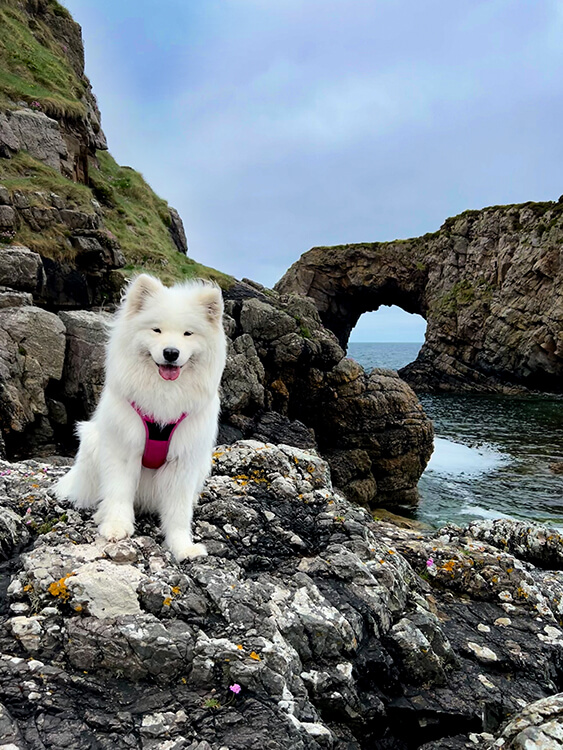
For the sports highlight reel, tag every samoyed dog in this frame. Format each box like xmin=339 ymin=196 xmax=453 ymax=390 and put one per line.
xmin=55 ymin=273 xmax=227 ymax=561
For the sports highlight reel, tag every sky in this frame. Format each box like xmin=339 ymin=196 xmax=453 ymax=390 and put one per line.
xmin=63 ymin=0 xmax=563 ymax=343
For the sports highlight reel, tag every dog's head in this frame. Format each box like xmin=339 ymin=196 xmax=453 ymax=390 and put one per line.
xmin=116 ymin=273 xmax=224 ymax=383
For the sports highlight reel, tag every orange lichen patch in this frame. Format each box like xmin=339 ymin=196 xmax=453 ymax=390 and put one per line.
xmin=441 ymin=560 xmax=457 ymax=573
xmin=212 ymin=451 xmax=225 ymax=459
xmin=387 ymin=549 xmax=396 ymax=555
xmin=236 ymin=644 xmax=243 ymax=650
xmin=307 ymin=465 xmax=316 ymax=473
xmin=163 ymin=597 xmax=172 ymax=607
xmin=74 ymin=604 xmax=83 ymax=612
xmin=249 ymin=651 xmax=261 ymax=661
xmin=23 ymin=584 xmax=33 ymax=593
xmin=48 ymin=573 xmax=75 ymax=602
xmin=171 ymin=586 xmax=181 ymax=596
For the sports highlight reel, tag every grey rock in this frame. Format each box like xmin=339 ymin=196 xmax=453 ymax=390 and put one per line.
xmin=0 ymin=113 xmax=19 ymax=156
xmin=467 ymin=518 xmax=563 ymax=569
xmin=0 ymin=288 xmax=33 ymax=309
xmin=168 ymin=207 xmax=188 ymax=254
xmin=29 ymin=205 xmax=59 ymax=228
xmin=59 ymin=309 xmax=110 ymax=417
xmin=0 ymin=186 xmax=10 ymax=205
xmin=0 ymin=245 xmax=45 ymax=292
xmin=251 ymin=411 xmax=316 ymax=450
xmin=7 ymin=110 xmax=68 ymax=172
xmin=11 ymin=191 xmax=30 ymax=210
xmin=59 ymin=208 xmax=98 ymax=230
xmin=0 ymin=306 xmax=66 ymax=433
xmin=0 ymin=206 xmax=15 ymax=228
xmin=221 ymin=334 xmax=265 ymax=414
xmin=240 ymin=298 xmax=298 ymax=342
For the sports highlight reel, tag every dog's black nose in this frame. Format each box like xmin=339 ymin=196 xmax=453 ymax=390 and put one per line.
xmin=163 ymin=347 xmax=180 ymax=362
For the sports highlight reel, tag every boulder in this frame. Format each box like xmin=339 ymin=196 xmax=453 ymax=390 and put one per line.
xmin=6 ymin=110 xmax=68 ymax=172
xmin=59 ymin=309 xmax=110 ymax=418
xmin=221 ymin=333 xmax=265 ymax=414
xmin=0 ymin=245 xmax=45 ymax=293
xmin=0 ymin=306 xmax=66 ymax=435
xmin=168 ymin=207 xmax=189 ymax=254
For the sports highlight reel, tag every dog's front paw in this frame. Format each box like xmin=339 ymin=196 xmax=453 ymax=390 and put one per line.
xmin=96 ymin=517 xmax=134 ymax=542
xmin=168 ymin=540 xmax=208 ymax=562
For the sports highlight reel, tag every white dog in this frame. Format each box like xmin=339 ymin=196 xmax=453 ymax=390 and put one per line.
xmin=55 ymin=273 xmax=227 ymax=561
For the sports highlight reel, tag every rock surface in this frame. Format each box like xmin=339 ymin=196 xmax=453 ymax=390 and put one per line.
xmin=0 ymin=443 xmax=563 ymax=749
xmin=221 ymin=282 xmax=433 ymax=508
xmin=276 ymin=202 xmax=563 ymax=393
xmin=0 ymin=305 xmax=66 ymax=447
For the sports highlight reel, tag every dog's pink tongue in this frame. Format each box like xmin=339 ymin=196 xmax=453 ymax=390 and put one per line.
xmin=159 ymin=364 xmax=180 ymax=381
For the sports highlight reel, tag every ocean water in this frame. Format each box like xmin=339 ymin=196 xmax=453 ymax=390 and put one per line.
xmin=347 ymin=342 xmax=563 ymax=529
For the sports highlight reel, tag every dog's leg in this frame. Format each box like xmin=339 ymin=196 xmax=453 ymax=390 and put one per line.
xmin=157 ymin=468 xmax=207 ymax=561
xmin=94 ymin=447 xmax=141 ymax=542
xmin=54 ymin=421 xmax=101 ymax=508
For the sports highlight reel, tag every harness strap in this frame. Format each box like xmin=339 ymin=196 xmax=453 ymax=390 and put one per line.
xmin=131 ymin=403 xmax=187 ymax=469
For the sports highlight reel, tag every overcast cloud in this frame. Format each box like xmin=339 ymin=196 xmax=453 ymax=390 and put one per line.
xmin=64 ymin=0 xmax=563 ymax=342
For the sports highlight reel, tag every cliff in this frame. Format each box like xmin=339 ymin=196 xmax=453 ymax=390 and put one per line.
xmin=276 ymin=201 xmax=563 ymax=393
xmin=0 ymin=0 xmax=229 ymax=309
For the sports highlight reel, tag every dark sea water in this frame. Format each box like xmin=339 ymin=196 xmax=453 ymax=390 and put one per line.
xmin=347 ymin=342 xmax=563 ymax=529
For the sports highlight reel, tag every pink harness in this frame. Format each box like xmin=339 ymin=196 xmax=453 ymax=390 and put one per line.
xmin=131 ymin=403 xmax=187 ymax=470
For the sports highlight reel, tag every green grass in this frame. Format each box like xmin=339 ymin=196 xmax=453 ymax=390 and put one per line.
xmin=0 ymin=3 xmax=85 ymax=118
xmin=0 ymin=151 xmax=93 ymax=207
xmin=95 ymin=151 xmax=232 ymax=287
xmin=0 ymin=150 xmax=232 ymax=285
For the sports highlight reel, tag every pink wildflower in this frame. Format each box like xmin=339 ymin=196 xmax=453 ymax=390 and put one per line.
xmin=229 ymin=684 xmax=242 ymax=694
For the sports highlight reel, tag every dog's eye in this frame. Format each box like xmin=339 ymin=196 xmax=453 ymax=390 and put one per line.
xmin=152 ymin=328 xmax=161 ymax=333
xmin=184 ymin=331 xmax=193 ymax=337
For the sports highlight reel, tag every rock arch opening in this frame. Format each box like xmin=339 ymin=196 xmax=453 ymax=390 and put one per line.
xmin=347 ymin=306 xmax=427 ymax=372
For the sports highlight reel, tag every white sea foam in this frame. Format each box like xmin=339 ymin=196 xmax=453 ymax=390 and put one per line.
xmin=425 ymin=437 xmax=509 ymax=477
xmin=458 ymin=505 xmax=515 ymax=520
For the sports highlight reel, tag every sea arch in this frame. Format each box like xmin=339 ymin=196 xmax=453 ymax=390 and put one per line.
xmin=275 ymin=202 xmax=563 ymax=393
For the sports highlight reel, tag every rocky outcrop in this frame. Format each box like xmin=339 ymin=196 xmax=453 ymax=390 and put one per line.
xmin=0 ymin=269 xmax=432 ymax=510
xmin=0 ymin=110 xmax=69 ymax=173
xmin=0 ymin=304 xmax=65 ymax=455
xmin=1 ymin=443 xmax=563 ymax=749
xmin=221 ymin=281 xmax=433 ymax=508
xmin=276 ymin=201 xmax=563 ymax=393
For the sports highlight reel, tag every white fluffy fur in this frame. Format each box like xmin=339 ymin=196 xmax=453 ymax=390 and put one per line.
xmin=55 ymin=274 xmax=227 ymax=561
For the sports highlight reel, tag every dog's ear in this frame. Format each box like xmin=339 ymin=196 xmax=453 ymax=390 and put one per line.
xmin=123 ymin=274 xmax=162 ymax=315
xmin=197 ymin=284 xmax=224 ymax=325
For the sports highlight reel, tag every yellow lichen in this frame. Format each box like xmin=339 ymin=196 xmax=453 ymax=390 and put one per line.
xmin=163 ymin=597 xmax=172 ymax=607
xmin=249 ymin=651 xmax=261 ymax=661
xmin=48 ymin=573 xmax=75 ymax=602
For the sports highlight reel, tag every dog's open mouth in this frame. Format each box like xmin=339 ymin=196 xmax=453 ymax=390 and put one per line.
xmin=158 ymin=364 xmax=181 ymax=381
